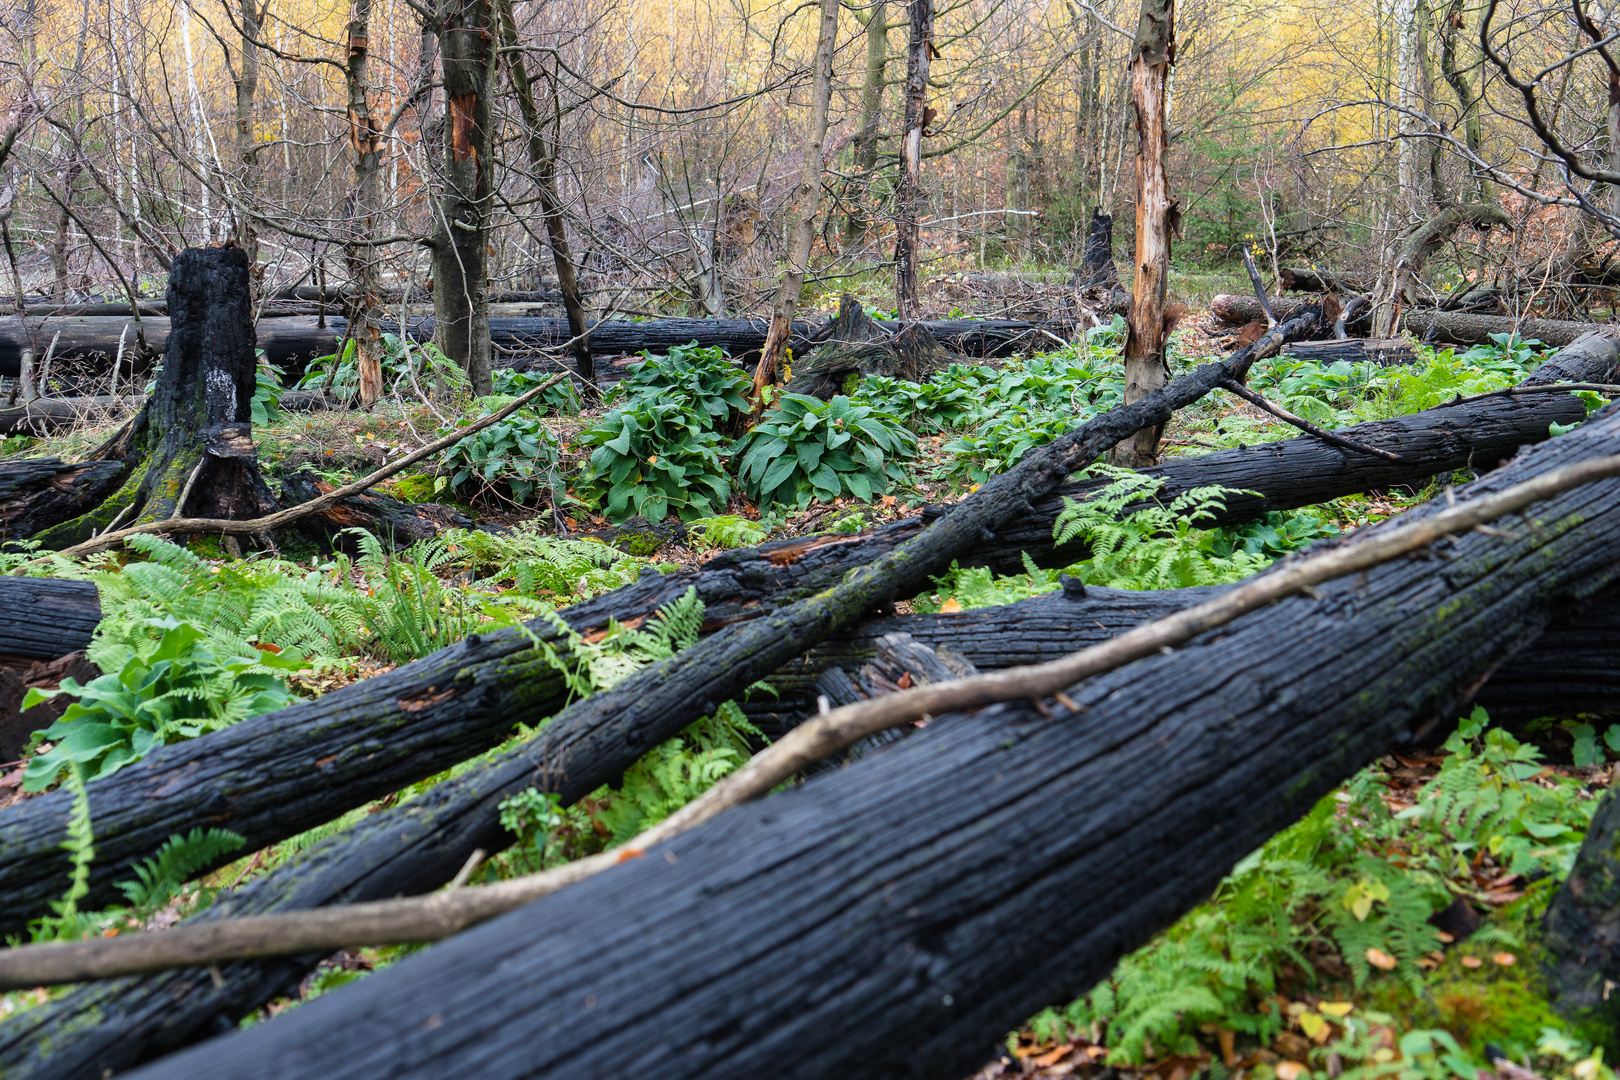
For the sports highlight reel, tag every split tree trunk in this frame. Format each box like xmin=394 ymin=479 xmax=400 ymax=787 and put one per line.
xmin=893 ymin=0 xmax=932 ymax=320
xmin=0 ymin=314 xmax=1595 ymax=947
xmin=119 ymin=406 xmax=1620 ymax=1080
xmin=1112 ymin=0 xmax=1177 ymax=468
xmin=431 ymin=0 xmax=494 ymax=397
xmin=16 ymin=246 xmax=278 ymax=550
xmin=750 ymin=0 xmax=839 ymax=408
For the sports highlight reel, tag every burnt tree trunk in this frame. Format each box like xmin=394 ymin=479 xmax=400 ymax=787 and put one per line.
xmin=0 ymin=317 xmax=1597 ymax=952
xmin=15 ymin=246 xmax=277 ymax=549
xmin=114 ymin=405 xmax=1620 ymax=1080
xmin=1542 ymin=788 xmax=1620 ymax=1033
xmin=0 ymin=576 xmax=98 ymax=660
xmin=785 ymin=294 xmax=962 ymax=398
xmin=1111 ymin=0 xmax=1177 ymax=469
xmin=1210 ymin=294 xmax=1608 ymax=349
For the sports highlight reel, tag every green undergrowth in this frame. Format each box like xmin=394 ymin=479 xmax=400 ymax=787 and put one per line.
xmin=1018 ymin=709 xmax=1618 ymax=1080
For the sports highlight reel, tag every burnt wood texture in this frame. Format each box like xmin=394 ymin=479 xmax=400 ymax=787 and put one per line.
xmin=117 ymin=400 xmax=1620 ymax=1080
xmin=0 ymin=577 xmax=99 ymax=660
xmin=0 ymin=323 xmax=1606 ymax=946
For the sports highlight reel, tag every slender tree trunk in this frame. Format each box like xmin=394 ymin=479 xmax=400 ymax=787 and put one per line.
xmin=843 ymin=0 xmax=887 ymax=243
xmin=431 ymin=0 xmax=494 ymax=397
xmin=750 ymin=0 xmax=839 ymax=408
xmin=233 ymin=0 xmax=263 ymax=269
xmin=893 ymin=0 xmax=931 ymax=319
xmin=1110 ymin=0 xmax=1176 ymax=468
xmin=345 ymin=0 xmax=386 ymax=406
xmin=497 ymin=0 xmax=595 ymax=391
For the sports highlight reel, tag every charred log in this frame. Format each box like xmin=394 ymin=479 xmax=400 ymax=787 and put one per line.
xmin=1281 ymin=338 xmax=1416 ymax=367
xmin=1542 ymin=788 xmax=1620 ymax=1033
xmin=0 ymin=324 xmax=1605 ymax=948
xmin=1211 ymin=294 xmax=1604 ymax=349
xmin=0 ymin=577 xmax=98 ymax=661
xmin=113 ymin=404 xmax=1620 ymax=1080
xmin=278 ymin=469 xmax=470 ymax=550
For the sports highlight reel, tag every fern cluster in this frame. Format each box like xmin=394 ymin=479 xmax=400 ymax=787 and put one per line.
xmin=1027 ymin=709 xmax=1588 ymax=1067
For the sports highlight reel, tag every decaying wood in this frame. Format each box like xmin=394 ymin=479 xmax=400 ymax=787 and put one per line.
xmin=11 ymin=449 xmax=1620 ymax=990
xmin=785 ymin=294 xmax=963 ymax=398
xmin=279 ymin=470 xmax=471 ymax=549
xmin=0 ymin=651 xmax=99 ymax=762
xmin=0 ymin=316 xmax=1596 ymax=952
xmin=1542 ymin=787 xmax=1620 ymax=1032
xmin=1281 ymin=338 xmax=1416 ymax=367
xmin=0 ymin=396 xmax=142 ymax=436
xmin=1112 ymin=0 xmax=1178 ymax=469
xmin=0 ymin=576 xmax=98 ymax=660
xmin=107 ymin=408 xmax=1620 ymax=1080
xmin=1278 ymin=267 xmax=1373 ymax=294
xmin=1210 ymin=293 xmax=1605 ymax=348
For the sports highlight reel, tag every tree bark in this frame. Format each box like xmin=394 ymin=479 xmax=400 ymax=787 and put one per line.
xmin=0 ymin=576 xmax=98 ymax=660
xmin=344 ymin=0 xmax=386 ymax=407
xmin=111 ymin=405 xmax=1620 ymax=1080
xmin=1112 ymin=0 xmax=1177 ymax=468
xmin=430 ymin=0 xmax=495 ymax=397
xmin=1542 ymin=787 xmax=1620 ymax=1033
xmin=1371 ymin=203 xmax=1512 ymax=338
xmin=1209 ymin=293 xmax=1609 ymax=348
xmin=0 ymin=305 xmax=1592 ymax=952
xmin=892 ymin=0 xmax=931 ymax=319
xmin=16 ymin=247 xmax=278 ymax=550
xmin=842 ymin=0 xmax=887 ymax=244
xmin=750 ymin=0 xmax=839 ymax=408
xmin=232 ymin=0 xmax=264 ymax=267
xmin=498 ymin=0 xmax=594 ymax=392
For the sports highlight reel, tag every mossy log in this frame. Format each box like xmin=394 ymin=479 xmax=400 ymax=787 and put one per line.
xmin=113 ymin=402 xmax=1620 ymax=1080
xmin=0 ymin=314 xmax=1598 ymax=951
xmin=1542 ymin=788 xmax=1620 ymax=1032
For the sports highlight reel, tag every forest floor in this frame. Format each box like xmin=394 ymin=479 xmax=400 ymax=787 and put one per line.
xmin=0 ymin=275 xmax=1612 ymax=1080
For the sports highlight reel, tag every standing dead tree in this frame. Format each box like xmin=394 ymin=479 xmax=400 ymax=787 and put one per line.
xmin=1111 ymin=0 xmax=1177 ymax=468
xmin=893 ymin=0 xmax=931 ymax=319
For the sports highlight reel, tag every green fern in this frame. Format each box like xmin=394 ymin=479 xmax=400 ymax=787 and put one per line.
xmin=115 ymin=828 xmax=246 ymax=911
xmin=25 ymin=763 xmax=99 ymax=943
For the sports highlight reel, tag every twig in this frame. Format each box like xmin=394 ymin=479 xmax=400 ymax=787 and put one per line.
xmin=170 ymin=458 xmax=207 ymax=521
xmin=1439 ymin=382 xmax=1620 ymax=406
xmin=1219 ymin=377 xmax=1405 ymax=462
xmin=20 ymin=369 xmax=572 ymax=568
xmin=1242 ymin=248 xmax=1278 ymax=328
xmin=6 ymin=450 xmax=1620 ymax=987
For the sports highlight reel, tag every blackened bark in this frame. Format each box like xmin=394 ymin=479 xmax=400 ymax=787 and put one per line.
xmin=1543 ymin=789 xmax=1620 ymax=1032
xmin=0 ymin=577 xmax=98 ymax=659
xmin=115 ymin=403 xmax=1620 ymax=1080
xmin=893 ymin=0 xmax=931 ymax=319
xmin=0 ymin=310 xmax=1593 ymax=950
xmin=785 ymin=294 xmax=960 ymax=397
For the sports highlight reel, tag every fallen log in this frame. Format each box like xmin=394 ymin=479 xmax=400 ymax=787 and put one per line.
xmin=0 ymin=397 xmax=142 ymax=436
xmin=1281 ymin=338 xmax=1415 ymax=367
xmin=0 ymin=577 xmax=98 ymax=661
xmin=112 ymin=402 xmax=1620 ymax=1080
xmin=0 ymin=302 xmax=1339 ymax=1072
xmin=1210 ymin=294 xmax=1606 ymax=348
xmin=0 ymin=317 xmax=1597 ymax=945
xmin=1277 ymin=267 xmax=1373 ymax=293
xmin=0 ymin=313 xmax=1060 ymax=382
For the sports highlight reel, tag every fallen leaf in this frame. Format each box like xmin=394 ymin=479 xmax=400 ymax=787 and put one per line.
xmin=1299 ymin=1013 xmax=1327 ymax=1040
xmin=1462 ymin=956 xmax=1484 ymax=969
xmin=897 ymin=672 xmax=912 ymax=689
xmin=1366 ymin=947 xmax=1398 ymax=971
xmin=1493 ymin=952 xmax=1518 ymax=966
xmin=1277 ymin=1061 xmax=1309 ymax=1080
xmin=1032 ymin=1046 xmax=1073 ymax=1068
xmin=939 ymin=598 xmax=962 ymax=613
xmin=1318 ymin=1002 xmax=1354 ymax=1018
xmin=1218 ymin=1028 xmax=1236 ymax=1067
xmin=614 ymin=848 xmax=645 ymax=863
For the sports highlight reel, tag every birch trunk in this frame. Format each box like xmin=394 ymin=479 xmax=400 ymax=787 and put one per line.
xmin=345 ymin=0 xmax=386 ymax=406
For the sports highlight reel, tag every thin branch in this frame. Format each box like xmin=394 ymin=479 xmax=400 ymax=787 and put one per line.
xmin=1218 ymin=377 xmax=1405 ymax=462
xmin=6 ymin=450 xmax=1620 ymax=986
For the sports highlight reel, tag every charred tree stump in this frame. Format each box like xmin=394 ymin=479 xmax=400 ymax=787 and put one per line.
xmin=1070 ymin=208 xmax=1131 ymax=320
xmin=1542 ymin=788 xmax=1620 ymax=1033
xmin=113 ymin=405 xmax=1620 ymax=1080
xmin=0 ymin=324 xmax=1605 ymax=951
xmin=8 ymin=248 xmax=278 ymax=549
xmin=785 ymin=295 xmax=964 ymax=398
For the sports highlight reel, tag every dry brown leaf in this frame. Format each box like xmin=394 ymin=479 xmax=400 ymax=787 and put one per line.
xmin=1365 ymin=948 xmax=1398 ymax=971
xmin=939 ymin=598 xmax=962 ymax=613
xmin=1493 ymin=952 xmax=1518 ymax=966
xmin=1277 ymin=1061 xmax=1309 ymax=1080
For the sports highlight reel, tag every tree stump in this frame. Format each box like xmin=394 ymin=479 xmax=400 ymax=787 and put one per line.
xmin=786 ymin=294 xmax=964 ymax=398
xmin=10 ymin=247 xmax=278 ymax=548
xmin=1541 ymin=788 xmax=1620 ymax=1033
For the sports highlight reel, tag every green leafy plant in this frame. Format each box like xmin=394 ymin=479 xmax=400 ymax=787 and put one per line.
xmin=116 ymin=828 xmax=246 ymax=912
xmin=297 ymin=334 xmax=463 ymax=403
xmin=438 ymin=410 xmax=562 ymax=505
xmin=251 ymin=359 xmax=285 ymax=426
xmin=22 ymin=618 xmax=307 ymax=790
xmin=1052 ymin=467 xmax=1269 ymax=589
xmin=490 ymin=368 xmax=583 ymax=414
xmin=578 ymin=396 xmax=732 ymax=521
xmin=733 ymin=393 xmax=915 ymax=509
xmin=608 ymin=343 xmax=753 ymax=429
xmin=689 ymin=515 xmax=770 ymax=550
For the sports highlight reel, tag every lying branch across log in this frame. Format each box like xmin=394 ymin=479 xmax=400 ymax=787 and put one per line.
xmin=0 ymin=321 xmax=1602 ymax=954
xmin=114 ymin=402 xmax=1620 ymax=1080
xmin=10 ymin=449 xmax=1620 ymax=990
